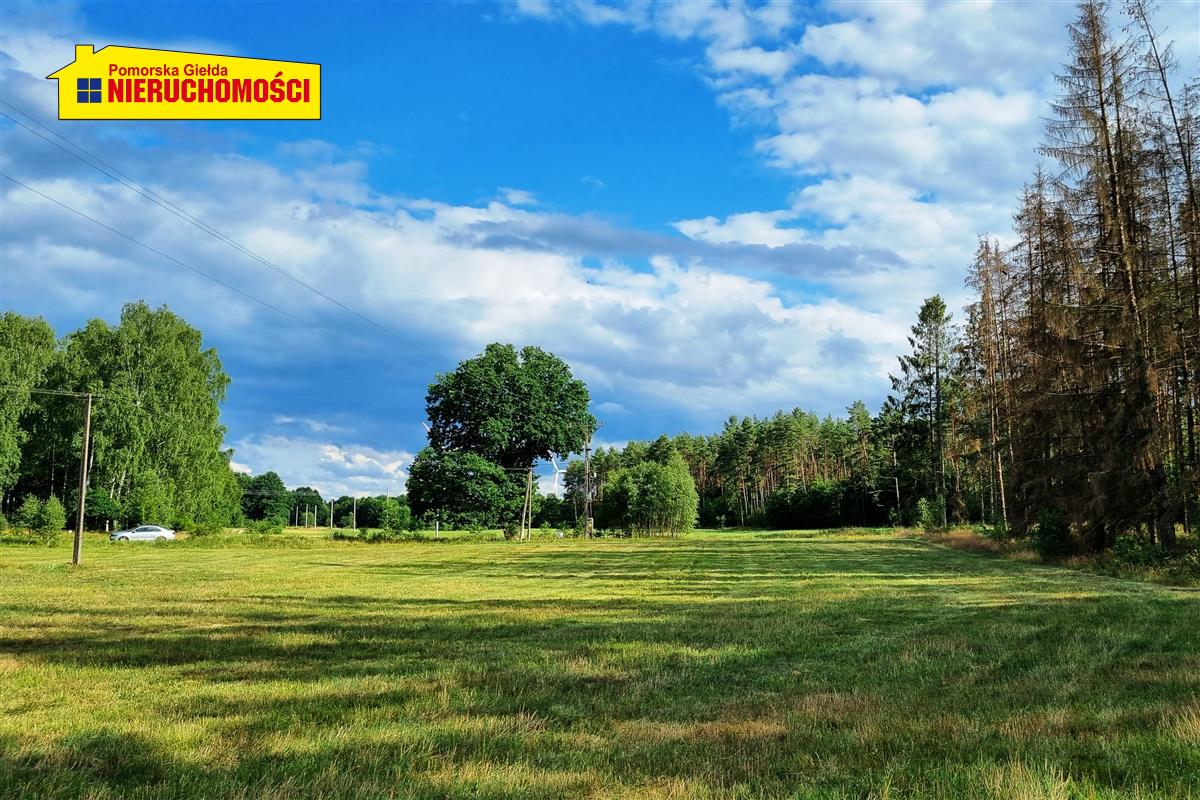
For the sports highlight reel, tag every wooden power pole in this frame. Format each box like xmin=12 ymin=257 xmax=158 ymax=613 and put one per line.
xmin=72 ymin=393 xmax=92 ymax=566
xmin=583 ymin=438 xmax=593 ymax=539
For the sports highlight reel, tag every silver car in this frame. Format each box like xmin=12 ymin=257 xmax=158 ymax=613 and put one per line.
xmin=110 ymin=525 xmax=176 ymax=541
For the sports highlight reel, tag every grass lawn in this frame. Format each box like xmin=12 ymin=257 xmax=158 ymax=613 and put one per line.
xmin=1 ymin=531 xmax=1197 ymax=800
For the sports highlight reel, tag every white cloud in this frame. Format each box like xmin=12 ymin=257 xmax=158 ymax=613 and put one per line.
xmin=232 ymin=435 xmax=412 ymax=498
xmin=273 ymin=416 xmax=347 ymax=434
xmin=498 ymin=187 xmax=538 ymax=206
xmin=707 ymin=44 xmax=796 ymax=79
xmin=799 ymin=1 xmax=1069 ymax=90
xmin=515 ymin=0 xmax=1121 ymax=326
xmin=1 ymin=142 xmax=909 ymax=423
xmin=673 ymin=209 xmax=804 ymax=247
xmin=515 ymin=0 xmax=555 ymax=19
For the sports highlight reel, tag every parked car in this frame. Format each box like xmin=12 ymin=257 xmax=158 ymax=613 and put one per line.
xmin=110 ymin=525 xmax=176 ymax=541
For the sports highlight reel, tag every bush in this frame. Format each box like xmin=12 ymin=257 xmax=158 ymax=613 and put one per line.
xmin=188 ymin=520 xmax=224 ymax=537
xmin=37 ymin=495 xmax=67 ymax=545
xmin=1032 ymin=507 xmax=1074 ymax=560
xmin=1110 ymin=535 xmax=1165 ymax=567
xmin=370 ymin=527 xmax=419 ymax=542
xmin=0 ymin=512 xmax=7 ymax=533
xmin=15 ymin=495 xmax=41 ymax=530
xmin=1160 ymin=549 xmax=1200 ymax=584
xmin=332 ymin=527 xmax=418 ymax=543
xmin=244 ymin=519 xmax=283 ymax=535
xmin=926 ymin=527 xmax=1004 ymax=554
xmin=601 ymin=453 xmax=698 ymax=536
xmin=917 ymin=497 xmax=945 ymax=532
xmin=381 ymin=498 xmax=413 ymax=534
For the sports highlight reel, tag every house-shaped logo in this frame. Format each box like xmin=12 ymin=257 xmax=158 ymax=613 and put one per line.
xmin=48 ymin=44 xmax=321 ymax=121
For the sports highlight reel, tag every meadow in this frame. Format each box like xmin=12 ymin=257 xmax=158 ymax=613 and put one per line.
xmin=1 ymin=531 xmax=1197 ymax=800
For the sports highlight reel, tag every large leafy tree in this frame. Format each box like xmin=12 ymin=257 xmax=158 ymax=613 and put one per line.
xmin=413 ymin=343 xmax=595 ymax=526
xmin=425 ymin=343 xmax=596 ymax=469
xmin=23 ymin=302 xmax=242 ymax=528
xmin=242 ymin=471 xmax=290 ymax=523
xmin=0 ymin=313 xmax=58 ymax=508
xmin=407 ymin=448 xmax=524 ymax=528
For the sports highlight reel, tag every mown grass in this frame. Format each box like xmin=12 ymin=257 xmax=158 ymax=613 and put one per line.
xmin=1 ymin=531 xmax=1197 ymax=799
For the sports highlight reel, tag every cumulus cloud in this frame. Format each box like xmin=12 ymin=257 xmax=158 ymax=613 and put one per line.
xmin=0 ymin=118 xmax=909 ymax=424
xmin=231 ymin=434 xmax=411 ymax=498
xmin=511 ymin=0 xmax=1103 ymax=318
xmin=14 ymin=0 xmax=1179 ymax=458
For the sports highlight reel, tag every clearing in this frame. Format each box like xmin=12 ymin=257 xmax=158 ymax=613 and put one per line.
xmin=1 ymin=531 xmax=1197 ymax=799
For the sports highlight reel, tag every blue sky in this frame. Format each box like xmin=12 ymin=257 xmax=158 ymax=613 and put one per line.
xmin=2 ymin=0 xmax=1196 ymax=496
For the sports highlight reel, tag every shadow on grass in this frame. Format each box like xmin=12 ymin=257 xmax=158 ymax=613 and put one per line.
xmin=2 ymin=537 xmax=1198 ymax=799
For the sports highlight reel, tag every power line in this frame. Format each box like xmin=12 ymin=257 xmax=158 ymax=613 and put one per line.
xmin=0 ymin=385 xmax=104 ymax=399
xmin=0 ymin=101 xmax=391 ymax=335
xmin=0 ymin=172 xmax=303 ymax=322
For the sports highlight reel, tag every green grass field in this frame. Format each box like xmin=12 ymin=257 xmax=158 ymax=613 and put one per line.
xmin=1 ymin=531 xmax=1197 ymax=800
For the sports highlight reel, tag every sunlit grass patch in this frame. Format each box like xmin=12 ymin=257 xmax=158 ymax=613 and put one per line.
xmin=1 ymin=531 xmax=1196 ymax=799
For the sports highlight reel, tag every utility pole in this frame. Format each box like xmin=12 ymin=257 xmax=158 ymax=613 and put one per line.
xmin=352 ymin=496 xmax=357 ymax=530
xmin=72 ymin=393 xmax=92 ymax=566
xmin=329 ymin=500 xmax=333 ymax=529
xmin=583 ymin=437 xmax=593 ymax=539
xmin=523 ymin=467 xmax=534 ymax=542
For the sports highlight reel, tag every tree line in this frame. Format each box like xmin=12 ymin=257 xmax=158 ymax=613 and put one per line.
xmin=1 ymin=302 xmax=241 ymax=531
xmin=567 ymin=0 xmax=1197 ymax=554
xmin=237 ymin=470 xmax=413 ymax=531
xmin=3 ymin=1 xmax=1192 ymax=552
xmin=961 ymin=0 xmax=1198 ymax=551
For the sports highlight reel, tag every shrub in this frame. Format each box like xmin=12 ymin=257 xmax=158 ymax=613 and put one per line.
xmin=369 ymin=527 xmax=420 ymax=542
xmin=1032 ymin=507 xmax=1074 ymax=560
xmin=917 ymin=497 xmax=945 ymax=532
xmin=1160 ymin=549 xmax=1200 ymax=584
xmin=188 ymin=520 xmax=224 ymax=537
xmin=601 ymin=453 xmax=698 ymax=536
xmin=37 ymin=495 xmax=67 ymax=545
xmin=381 ymin=498 xmax=413 ymax=534
xmin=244 ymin=519 xmax=283 ymax=535
xmin=15 ymin=495 xmax=41 ymax=530
xmin=1110 ymin=535 xmax=1165 ymax=567
xmin=0 ymin=511 xmax=7 ymax=533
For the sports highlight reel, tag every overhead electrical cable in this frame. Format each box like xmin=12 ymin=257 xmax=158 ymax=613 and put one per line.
xmin=0 ymin=101 xmax=391 ymax=334
xmin=1 ymin=171 xmax=303 ymax=322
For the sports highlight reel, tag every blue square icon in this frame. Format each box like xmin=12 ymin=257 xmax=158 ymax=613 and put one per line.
xmin=75 ymin=78 xmax=102 ymax=103
xmin=74 ymin=77 xmax=102 ymax=102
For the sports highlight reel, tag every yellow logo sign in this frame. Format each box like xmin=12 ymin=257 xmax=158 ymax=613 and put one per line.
xmin=47 ymin=45 xmax=321 ymax=120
